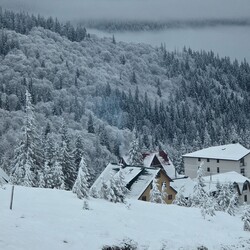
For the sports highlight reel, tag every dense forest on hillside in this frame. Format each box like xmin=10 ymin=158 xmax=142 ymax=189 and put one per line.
xmin=0 ymin=8 xmax=250 ymax=183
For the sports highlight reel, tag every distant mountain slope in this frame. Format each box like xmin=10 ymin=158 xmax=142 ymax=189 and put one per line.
xmin=0 ymin=8 xmax=250 ymax=177
xmin=0 ymin=185 xmax=249 ymax=249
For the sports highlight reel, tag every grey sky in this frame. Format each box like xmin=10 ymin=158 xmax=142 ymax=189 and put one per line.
xmin=1 ymin=0 xmax=250 ymax=22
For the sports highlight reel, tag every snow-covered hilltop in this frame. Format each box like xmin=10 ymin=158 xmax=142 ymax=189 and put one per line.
xmin=0 ymin=185 xmax=249 ymax=250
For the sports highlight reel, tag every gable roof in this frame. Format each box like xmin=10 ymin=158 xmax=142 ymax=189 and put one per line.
xmin=127 ymin=167 xmax=161 ymax=199
xmin=203 ymin=171 xmax=250 ymax=194
xmin=170 ymin=177 xmax=196 ymax=198
xmin=91 ymin=163 xmax=175 ymax=200
xmin=183 ymin=143 xmax=250 ymax=161
xmin=143 ymin=150 xmax=180 ymax=179
xmin=0 ymin=167 xmax=9 ymax=184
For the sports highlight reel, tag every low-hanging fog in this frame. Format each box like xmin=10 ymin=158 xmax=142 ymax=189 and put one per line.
xmin=1 ymin=0 xmax=250 ymax=62
xmin=1 ymin=0 xmax=250 ymax=21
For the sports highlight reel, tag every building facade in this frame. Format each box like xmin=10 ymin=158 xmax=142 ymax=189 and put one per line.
xmin=183 ymin=143 xmax=250 ymax=179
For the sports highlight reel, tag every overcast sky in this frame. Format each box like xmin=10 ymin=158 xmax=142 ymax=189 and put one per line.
xmin=1 ymin=0 xmax=250 ymax=22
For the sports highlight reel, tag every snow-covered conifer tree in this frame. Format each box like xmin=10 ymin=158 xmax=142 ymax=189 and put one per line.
xmin=72 ymin=156 xmax=90 ymax=199
xmin=128 ymin=131 xmax=142 ymax=166
xmin=90 ymin=186 xmax=99 ymax=198
xmin=201 ymin=194 xmax=216 ymax=219
xmin=38 ymin=170 xmax=45 ymax=188
xmin=109 ymin=171 xmax=128 ymax=203
xmin=241 ymin=205 xmax=250 ymax=231
xmin=150 ymin=178 xmax=164 ymax=204
xmin=52 ymin=160 xmax=65 ymax=189
xmin=191 ymin=162 xmax=207 ymax=207
xmin=99 ymin=178 xmax=111 ymax=200
xmin=10 ymin=90 xmax=42 ymax=187
xmin=173 ymin=186 xmax=188 ymax=206
xmin=216 ymin=182 xmax=238 ymax=214
xmin=73 ymin=135 xmax=84 ymax=171
xmin=226 ymin=192 xmax=238 ymax=216
xmin=23 ymin=160 xmax=35 ymax=187
xmin=59 ymin=122 xmax=76 ymax=190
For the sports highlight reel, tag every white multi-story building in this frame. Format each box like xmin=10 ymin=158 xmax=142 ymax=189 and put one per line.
xmin=183 ymin=143 xmax=250 ymax=179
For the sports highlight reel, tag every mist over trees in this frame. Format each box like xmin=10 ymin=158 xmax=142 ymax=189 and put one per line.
xmin=0 ymin=8 xmax=250 ymax=184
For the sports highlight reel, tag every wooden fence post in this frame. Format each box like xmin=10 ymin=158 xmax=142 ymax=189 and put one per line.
xmin=10 ymin=185 xmax=15 ymax=210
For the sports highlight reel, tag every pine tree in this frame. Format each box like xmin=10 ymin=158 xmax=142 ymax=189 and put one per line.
xmin=109 ymin=171 xmax=128 ymax=203
xmin=201 ymin=194 xmax=216 ymax=219
xmin=241 ymin=205 xmax=250 ymax=231
xmin=38 ymin=170 xmax=45 ymax=188
xmin=90 ymin=186 xmax=99 ymax=198
xmin=203 ymin=128 xmax=212 ymax=148
xmin=191 ymin=163 xmax=207 ymax=207
xmin=99 ymin=178 xmax=112 ymax=200
xmin=23 ymin=160 xmax=35 ymax=187
xmin=10 ymin=90 xmax=42 ymax=187
xmin=128 ymin=132 xmax=142 ymax=166
xmin=59 ymin=123 xmax=76 ymax=190
xmin=150 ymin=178 xmax=164 ymax=204
xmin=173 ymin=186 xmax=188 ymax=206
xmin=216 ymin=182 xmax=238 ymax=215
xmin=87 ymin=114 xmax=95 ymax=133
xmin=43 ymin=160 xmax=54 ymax=188
xmin=72 ymin=156 xmax=90 ymax=199
xmin=226 ymin=192 xmax=238 ymax=216
xmin=52 ymin=160 xmax=65 ymax=189
xmin=73 ymin=135 xmax=84 ymax=171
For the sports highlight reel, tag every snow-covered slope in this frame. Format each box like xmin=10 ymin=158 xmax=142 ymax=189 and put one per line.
xmin=0 ymin=185 xmax=249 ymax=250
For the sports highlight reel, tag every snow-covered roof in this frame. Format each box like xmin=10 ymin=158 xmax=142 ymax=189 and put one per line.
xmin=117 ymin=167 xmax=142 ymax=184
xmin=203 ymin=171 xmax=250 ymax=194
xmin=183 ymin=143 xmax=250 ymax=161
xmin=170 ymin=177 xmax=196 ymax=198
xmin=0 ymin=167 xmax=9 ymax=184
xmin=127 ymin=168 xmax=160 ymax=199
xmin=203 ymin=171 xmax=250 ymax=184
xmin=91 ymin=163 xmax=166 ymax=200
xmin=91 ymin=163 xmax=120 ymax=191
xmin=143 ymin=151 xmax=180 ymax=179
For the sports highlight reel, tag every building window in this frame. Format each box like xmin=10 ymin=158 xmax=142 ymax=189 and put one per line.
xmin=168 ymin=195 xmax=173 ymax=200
xmin=240 ymin=158 xmax=245 ymax=166
xmin=243 ymin=183 xmax=248 ymax=191
xmin=207 ymin=167 xmax=210 ymax=172
xmin=207 ymin=159 xmax=210 ymax=162
xmin=142 ymin=196 xmax=147 ymax=201
xmin=241 ymin=168 xmax=245 ymax=176
xmin=217 ymin=167 xmax=220 ymax=173
xmin=217 ymin=159 xmax=220 ymax=163
xmin=198 ymin=158 xmax=201 ymax=162
xmin=244 ymin=195 xmax=247 ymax=202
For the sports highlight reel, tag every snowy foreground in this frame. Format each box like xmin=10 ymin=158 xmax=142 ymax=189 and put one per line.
xmin=0 ymin=185 xmax=249 ymax=250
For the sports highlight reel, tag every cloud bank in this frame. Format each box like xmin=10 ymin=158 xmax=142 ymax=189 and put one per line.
xmin=0 ymin=0 xmax=250 ymax=22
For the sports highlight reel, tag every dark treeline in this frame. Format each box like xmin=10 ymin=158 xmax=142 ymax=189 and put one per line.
xmin=0 ymin=7 xmax=87 ymax=42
